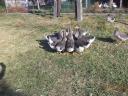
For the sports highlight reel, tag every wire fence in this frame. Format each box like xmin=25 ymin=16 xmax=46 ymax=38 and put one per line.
xmin=1 ymin=0 xmax=128 ymax=14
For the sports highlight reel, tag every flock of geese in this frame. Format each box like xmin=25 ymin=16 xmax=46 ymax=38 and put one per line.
xmin=45 ymin=14 xmax=128 ymax=53
xmin=107 ymin=14 xmax=128 ymax=41
xmin=45 ymin=26 xmax=95 ymax=53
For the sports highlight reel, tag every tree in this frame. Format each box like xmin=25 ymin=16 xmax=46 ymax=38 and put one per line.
xmin=53 ymin=0 xmax=61 ymax=17
xmin=75 ymin=0 xmax=83 ymax=21
xmin=110 ymin=0 xmax=113 ymax=8
xmin=120 ymin=0 xmax=123 ymax=8
xmin=37 ymin=0 xmax=40 ymax=10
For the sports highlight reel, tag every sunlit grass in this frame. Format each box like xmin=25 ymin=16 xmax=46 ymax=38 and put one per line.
xmin=0 ymin=14 xmax=128 ymax=96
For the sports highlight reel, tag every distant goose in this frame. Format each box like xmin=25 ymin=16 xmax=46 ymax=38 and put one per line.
xmin=107 ymin=14 xmax=115 ymax=23
xmin=112 ymin=2 xmax=117 ymax=8
xmin=55 ymin=30 xmax=67 ymax=52
xmin=66 ymin=27 xmax=75 ymax=52
xmin=99 ymin=3 xmax=109 ymax=8
xmin=103 ymin=3 xmax=109 ymax=8
xmin=0 ymin=63 xmax=6 ymax=79
xmin=113 ymin=28 xmax=128 ymax=41
xmin=99 ymin=3 xmax=102 ymax=8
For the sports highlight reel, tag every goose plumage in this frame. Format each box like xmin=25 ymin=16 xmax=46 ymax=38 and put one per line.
xmin=74 ymin=26 xmax=88 ymax=39
xmin=66 ymin=27 xmax=75 ymax=52
xmin=113 ymin=28 xmax=128 ymax=41
xmin=75 ymin=33 xmax=95 ymax=52
xmin=55 ymin=30 xmax=67 ymax=52
xmin=46 ymin=30 xmax=64 ymax=49
xmin=107 ymin=14 xmax=115 ymax=23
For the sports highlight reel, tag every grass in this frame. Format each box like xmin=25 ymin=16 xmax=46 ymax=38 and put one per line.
xmin=0 ymin=13 xmax=128 ymax=96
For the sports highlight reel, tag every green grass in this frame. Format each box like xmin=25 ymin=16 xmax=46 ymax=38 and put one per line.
xmin=0 ymin=14 xmax=128 ymax=96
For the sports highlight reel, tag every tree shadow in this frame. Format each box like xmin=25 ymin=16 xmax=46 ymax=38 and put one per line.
xmin=96 ymin=37 xmax=116 ymax=43
xmin=36 ymin=39 xmax=56 ymax=53
xmin=0 ymin=80 xmax=27 ymax=96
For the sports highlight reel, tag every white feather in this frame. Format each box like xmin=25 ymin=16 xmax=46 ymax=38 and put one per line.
xmin=67 ymin=48 xmax=74 ymax=52
xmin=56 ymin=46 xmax=63 ymax=52
xmin=76 ymin=47 xmax=84 ymax=52
xmin=48 ymin=38 xmax=53 ymax=44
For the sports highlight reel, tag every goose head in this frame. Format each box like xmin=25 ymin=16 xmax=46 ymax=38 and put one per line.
xmin=113 ymin=27 xmax=119 ymax=35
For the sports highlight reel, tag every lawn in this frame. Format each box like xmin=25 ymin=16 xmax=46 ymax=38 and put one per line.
xmin=0 ymin=13 xmax=128 ymax=96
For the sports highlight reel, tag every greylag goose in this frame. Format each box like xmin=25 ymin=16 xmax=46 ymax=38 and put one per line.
xmin=75 ymin=37 xmax=87 ymax=52
xmin=107 ymin=14 xmax=115 ymax=23
xmin=84 ymin=36 xmax=95 ymax=48
xmin=55 ymin=30 xmax=67 ymax=52
xmin=75 ymin=33 xmax=95 ymax=52
xmin=113 ymin=28 xmax=128 ymax=41
xmin=74 ymin=26 xmax=88 ymax=39
xmin=0 ymin=63 xmax=6 ymax=79
xmin=46 ymin=30 xmax=63 ymax=44
xmin=66 ymin=27 xmax=75 ymax=52
xmin=46 ymin=30 xmax=64 ymax=49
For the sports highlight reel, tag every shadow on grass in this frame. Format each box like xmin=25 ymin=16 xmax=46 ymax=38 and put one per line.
xmin=115 ymin=21 xmax=128 ymax=25
xmin=0 ymin=80 xmax=27 ymax=96
xmin=96 ymin=37 xmax=116 ymax=43
xmin=36 ymin=39 xmax=56 ymax=53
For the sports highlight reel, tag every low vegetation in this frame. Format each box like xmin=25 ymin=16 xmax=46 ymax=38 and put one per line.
xmin=0 ymin=14 xmax=128 ymax=96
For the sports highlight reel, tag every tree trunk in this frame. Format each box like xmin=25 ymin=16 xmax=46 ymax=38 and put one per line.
xmin=75 ymin=0 xmax=77 ymax=19
xmin=57 ymin=0 xmax=61 ymax=17
xmin=37 ymin=0 xmax=40 ymax=10
xmin=53 ymin=0 xmax=57 ymax=17
xmin=110 ymin=0 xmax=113 ymax=7
xmin=76 ymin=0 xmax=83 ymax=21
xmin=120 ymin=0 xmax=123 ymax=8
xmin=53 ymin=0 xmax=61 ymax=17
xmin=85 ymin=0 xmax=88 ymax=8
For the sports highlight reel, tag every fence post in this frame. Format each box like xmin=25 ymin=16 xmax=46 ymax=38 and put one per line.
xmin=37 ymin=0 xmax=40 ymax=10
xmin=120 ymin=0 xmax=123 ymax=8
xmin=75 ymin=0 xmax=83 ymax=21
xmin=53 ymin=0 xmax=61 ymax=17
xmin=110 ymin=0 xmax=113 ymax=8
xmin=53 ymin=0 xmax=57 ymax=17
xmin=85 ymin=0 xmax=88 ymax=8
xmin=75 ymin=0 xmax=77 ymax=19
xmin=4 ymin=0 xmax=8 ymax=13
xmin=57 ymin=0 xmax=61 ymax=17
